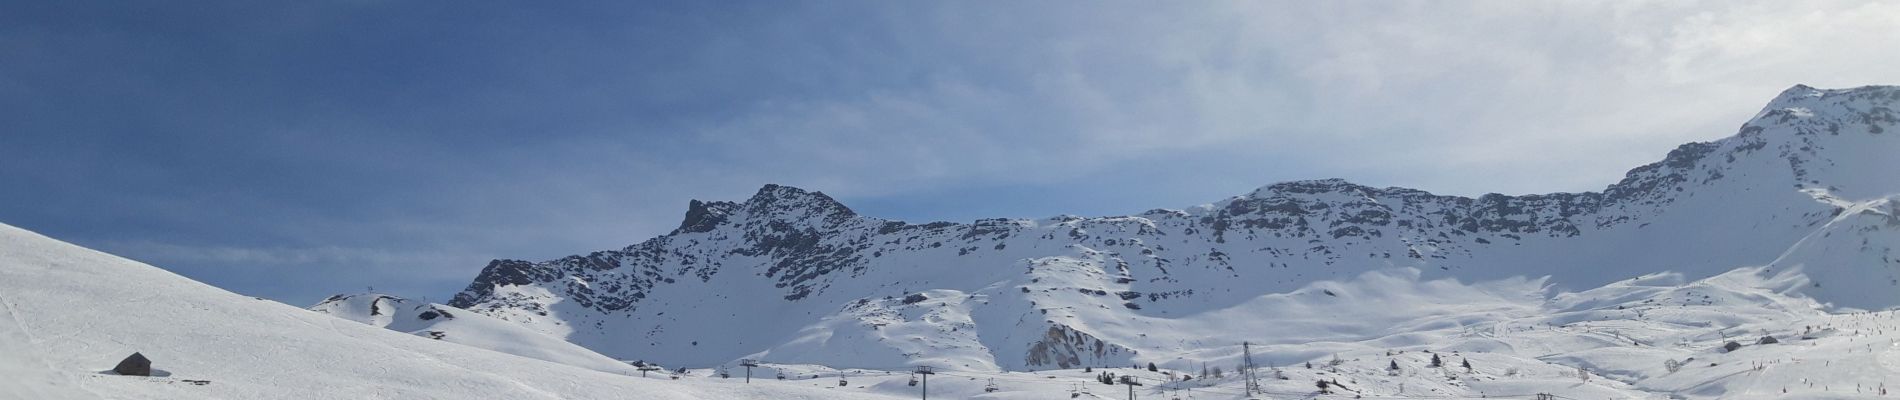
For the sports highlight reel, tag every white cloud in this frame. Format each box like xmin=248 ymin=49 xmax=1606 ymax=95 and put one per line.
xmin=665 ymin=1 xmax=1899 ymax=199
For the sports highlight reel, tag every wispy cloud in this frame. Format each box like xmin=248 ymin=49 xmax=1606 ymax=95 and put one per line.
xmin=673 ymin=1 xmax=1900 ymax=199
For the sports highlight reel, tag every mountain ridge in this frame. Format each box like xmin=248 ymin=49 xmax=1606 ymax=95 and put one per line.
xmin=444 ymin=84 xmax=1899 ymax=371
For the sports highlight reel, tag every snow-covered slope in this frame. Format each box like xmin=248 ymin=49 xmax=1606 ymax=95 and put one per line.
xmin=10 ymin=218 xmax=1900 ymax=399
xmin=564 ymin=265 xmax=1900 ymax=400
xmin=1765 ymin=194 xmax=1900 ymax=310
xmin=447 ymin=85 xmax=1900 ymax=373
xmin=308 ymin=293 xmax=641 ymax=375
xmin=0 ymin=222 xmax=923 ymax=400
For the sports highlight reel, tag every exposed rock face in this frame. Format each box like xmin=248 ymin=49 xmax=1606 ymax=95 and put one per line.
xmin=1025 ymin=325 xmax=1133 ymax=369
xmin=444 ymin=85 xmax=1900 ymax=370
xmin=113 ymin=352 xmax=151 ymax=376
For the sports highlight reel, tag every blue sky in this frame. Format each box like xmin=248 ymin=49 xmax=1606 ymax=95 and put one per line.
xmin=3 ymin=1 xmax=1894 ymax=305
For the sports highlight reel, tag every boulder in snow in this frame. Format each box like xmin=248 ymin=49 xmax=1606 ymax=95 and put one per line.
xmin=113 ymin=352 xmax=151 ymax=376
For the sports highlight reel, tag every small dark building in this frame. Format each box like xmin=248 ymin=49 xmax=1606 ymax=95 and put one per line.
xmin=1757 ymin=336 xmax=1779 ymax=345
xmin=114 ymin=352 xmax=152 ymax=376
xmin=1722 ymin=341 xmax=1743 ymax=352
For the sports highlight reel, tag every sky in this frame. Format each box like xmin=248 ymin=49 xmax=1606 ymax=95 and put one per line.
xmin=2 ymin=1 xmax=1895 ymax=305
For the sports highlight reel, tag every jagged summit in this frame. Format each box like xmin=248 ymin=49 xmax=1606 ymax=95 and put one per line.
xmin=673 ymin=184 xmax=857 ymax=236
xmin=738 ymin=183 xmax=858 ymax=221
xmin=674 ymin=199 xmax=738 ymax=234
xmin=445 ymin=85 xmax=1900 ymax=371
xmin=746 ymin=183 xmax=838 ymax=204
xmin=1756 ymin=84 xmax=1895 ymax=119
xmin=1743 ymin=84 xmax=1897 ymax=145
xmin=1244 ymin=178 xmax=1381 ymax=197
xmin=1764 ymin=84 xmax=1823 ymax=108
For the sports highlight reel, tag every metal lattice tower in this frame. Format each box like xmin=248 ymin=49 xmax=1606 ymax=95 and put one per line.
xmin=1242 ymin=342 xmax=1263 ymax=395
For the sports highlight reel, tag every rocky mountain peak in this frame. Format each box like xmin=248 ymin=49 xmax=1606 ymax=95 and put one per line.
xmin=668 ymin=184 xmax=860 ymax=236
xmin=1247 ymin=178 xmax=1375 ymax=198
xmin=673 ymin=200 xmax=739 ymax=235
xmin=746 ymin=184 xmax=847 ymax=209
xmin=1769 ymin=84 xmax=1822 ymax=104
xmin=1748 ymin=84 xmax=1897 ymax=131
xmin=741 ymin=184 xmax=858 ymax=223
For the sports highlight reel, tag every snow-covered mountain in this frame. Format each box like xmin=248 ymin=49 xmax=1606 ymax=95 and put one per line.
xmin=446 ymin=84 xmax=1900 ymax=373
xmin=16 ymin=218 xmax=1900 ymax=400
xmin=0 ymin=222 xmax=932 ymax=400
